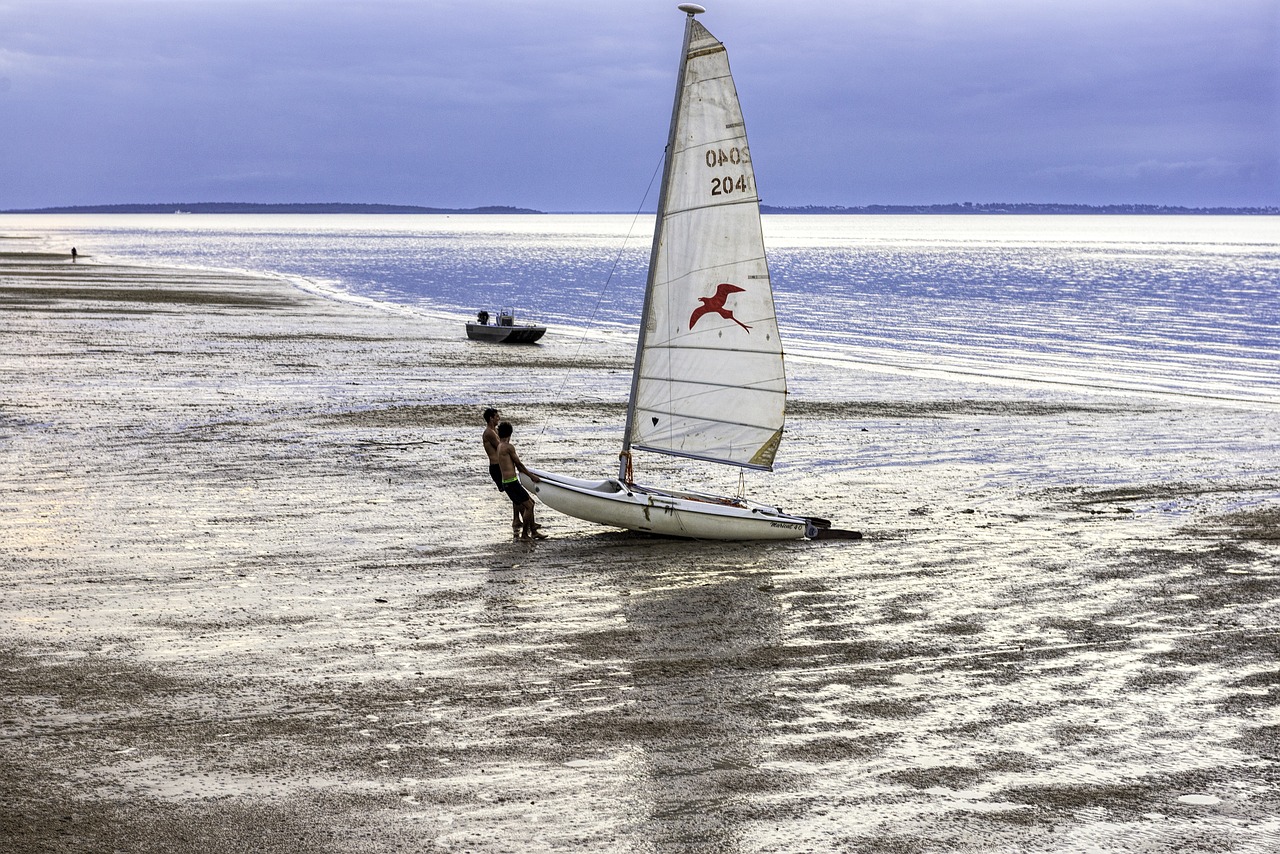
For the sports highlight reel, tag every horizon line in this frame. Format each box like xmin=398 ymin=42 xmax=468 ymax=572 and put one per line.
xmin=3 ymin=201 xmax=1277 ymax=216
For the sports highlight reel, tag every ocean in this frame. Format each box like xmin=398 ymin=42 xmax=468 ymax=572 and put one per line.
xmin=5 ymin=213 xmax=1277 ymax=406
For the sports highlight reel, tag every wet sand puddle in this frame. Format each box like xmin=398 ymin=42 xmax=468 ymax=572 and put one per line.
xmin=2 ymin=250 xmax=1278 ymax=852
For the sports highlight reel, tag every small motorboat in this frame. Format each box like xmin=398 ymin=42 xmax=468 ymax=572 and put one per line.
xmin=465 ymin=309 xmax=547 ymax=344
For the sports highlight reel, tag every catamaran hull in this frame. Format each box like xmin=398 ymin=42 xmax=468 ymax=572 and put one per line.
xmin=521 ymin=468 xmax=814 ymax=541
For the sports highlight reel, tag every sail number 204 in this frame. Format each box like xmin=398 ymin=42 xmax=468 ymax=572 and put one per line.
xmin=705 ymin=147 xmax=751 ymax=197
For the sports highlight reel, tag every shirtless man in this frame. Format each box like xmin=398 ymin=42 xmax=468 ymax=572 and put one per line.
xmin=481 ymin=408 xmax=521 ymax=537
xmin=496 ymin=421 xmax=545 ymax=540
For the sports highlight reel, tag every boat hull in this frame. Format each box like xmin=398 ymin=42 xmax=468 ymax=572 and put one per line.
xmin=520 ymin=468 xmax=814 ymax=540
xmin=465 ymin=323 xmax=546 ymax=343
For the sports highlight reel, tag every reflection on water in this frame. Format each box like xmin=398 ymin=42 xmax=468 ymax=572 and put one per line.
xmin=615 ymin=561 xmax=783 ymax=850
xmin=5 ymin=213 xmax=1278 ymax=404
xmin=474 ymin=534 xmax=795 ymax=851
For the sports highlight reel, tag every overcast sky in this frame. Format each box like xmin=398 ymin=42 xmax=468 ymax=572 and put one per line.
xmin=1 ymin=0 xmax=1276 ymax=210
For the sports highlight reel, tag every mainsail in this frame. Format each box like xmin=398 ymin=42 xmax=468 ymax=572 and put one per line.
xmin=518 ymin=5 xmax=854 ymax=541
xmin=622 ymin=16 xmax=787 ymax=474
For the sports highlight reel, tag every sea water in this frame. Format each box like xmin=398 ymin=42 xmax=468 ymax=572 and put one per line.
xmin=5 ymin=213 xmax=1277 ymax=406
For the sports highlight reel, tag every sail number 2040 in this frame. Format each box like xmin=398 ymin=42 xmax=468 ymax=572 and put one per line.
xmin=705 ymin=147 xmax=752 ymax=197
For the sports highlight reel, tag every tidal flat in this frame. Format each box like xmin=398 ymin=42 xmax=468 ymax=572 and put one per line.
xmin=2 ymin=248 xmax=1277 ymax=853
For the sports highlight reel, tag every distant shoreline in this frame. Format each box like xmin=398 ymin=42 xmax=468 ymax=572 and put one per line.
xmin=3 ymin=201 xmax=1276 ymax=216
xmin=0 ymin=203 xmax=542 ymax=216
xmin=761 ymin=203 xmax=1280 ymax=216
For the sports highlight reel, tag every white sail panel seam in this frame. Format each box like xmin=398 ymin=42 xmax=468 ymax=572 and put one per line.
xmin=643 ymin=344 xmax=782 ymax=357
xmin=630 ymin=445 xmax=773 ymax=472
xmin=672 ymin=133 xmax=749 ymax=154
xmin=634 ymin=406 xmax=783 ymax=431
xmin=635 ymin=380 xmax=786 ymax=398
xmin=654 ymin=257 xmax=769 ymax=279
xmin=662 ymin=198 xmax=759 ymax=219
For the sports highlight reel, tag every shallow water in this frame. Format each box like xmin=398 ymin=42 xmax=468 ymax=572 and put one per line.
xmin=4 ymin=213 xmax=1277 ymax=406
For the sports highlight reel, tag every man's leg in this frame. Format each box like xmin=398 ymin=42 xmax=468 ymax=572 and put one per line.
xmin=523 ymin=500 xmax=546 ymax=539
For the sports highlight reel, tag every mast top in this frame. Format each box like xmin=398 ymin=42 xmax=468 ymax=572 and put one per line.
xmin=677 ymin=3 xmax=705 ymax=15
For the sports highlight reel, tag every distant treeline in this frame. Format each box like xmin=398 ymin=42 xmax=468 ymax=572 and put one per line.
xmin=3 ymin=202 xmax=542 ymax=215
xmin=760 ymin=202 xmax=1279 ymax=215
xmin=5 ymin=201 xmax=1276 ymax=215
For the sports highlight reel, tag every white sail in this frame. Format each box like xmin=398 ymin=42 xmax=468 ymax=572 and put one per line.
xmin=625 ymin=18 xmax=787 ymax=471
xmin=517 ymin=6 xmax=850 ymax=542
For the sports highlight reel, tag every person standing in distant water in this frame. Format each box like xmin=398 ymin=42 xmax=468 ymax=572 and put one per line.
xmin=70 ymin=247 xmax=77 ymax=263
xmin=482 ymin=407 xmax=522 ymax=537
xmin=497 ymin=421 xmax=545 ymax=540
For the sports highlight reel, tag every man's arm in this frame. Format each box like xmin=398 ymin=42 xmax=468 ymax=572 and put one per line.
xmin=510 ymin=448 xmax=540 ymax=483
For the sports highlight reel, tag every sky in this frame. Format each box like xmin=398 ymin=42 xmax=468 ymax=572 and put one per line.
xmin=1 ymin=0 xmax=1276 ymax=211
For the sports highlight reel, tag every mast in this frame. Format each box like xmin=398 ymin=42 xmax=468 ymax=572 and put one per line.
xmin=618 ymin=3 xmax=704 ymax=481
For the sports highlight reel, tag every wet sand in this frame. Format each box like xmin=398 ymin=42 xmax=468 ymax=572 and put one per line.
xmin=2 ymin=247 xmax=1278 ymax=853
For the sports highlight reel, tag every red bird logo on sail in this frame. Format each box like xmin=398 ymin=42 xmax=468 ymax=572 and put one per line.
xmin=689 ymin=283 xmax=752 ymax=333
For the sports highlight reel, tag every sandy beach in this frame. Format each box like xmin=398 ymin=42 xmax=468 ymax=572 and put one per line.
xmin=2 ymin=244 xmax=1277 ymax=853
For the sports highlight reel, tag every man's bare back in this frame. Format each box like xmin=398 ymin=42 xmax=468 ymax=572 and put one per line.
xmin=497 ymin=436 xmax=535 ymax=483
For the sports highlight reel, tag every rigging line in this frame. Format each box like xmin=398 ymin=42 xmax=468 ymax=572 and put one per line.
xmin=533 ymin=150 xmax=667 ymax=444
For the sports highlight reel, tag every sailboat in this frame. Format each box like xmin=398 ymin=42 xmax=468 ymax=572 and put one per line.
xmin=520 ymin=3 xmax=849 ymax=541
